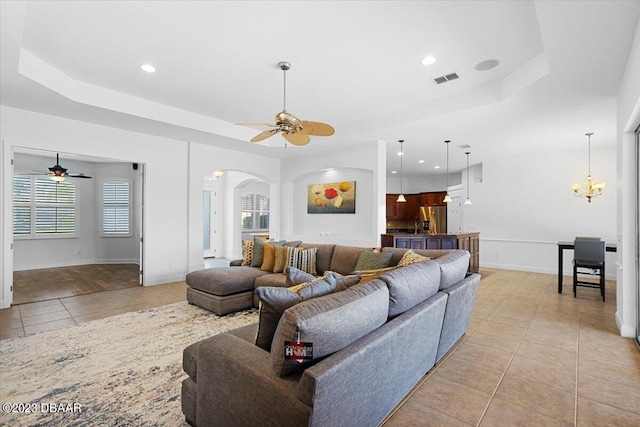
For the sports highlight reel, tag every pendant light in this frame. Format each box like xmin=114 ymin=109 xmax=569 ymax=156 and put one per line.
xmin=443 ymin=140 xmax=452 ymax=203
xmin=464 ymin=151 xmax=472 ymax=205
xmin=397 ymin=139 xmax=406 ymax=202
xmin=571 ymin=132 xmax=605 ymax=203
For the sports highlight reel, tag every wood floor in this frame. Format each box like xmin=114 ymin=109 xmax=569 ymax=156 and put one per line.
xmin=12 ymin=264 xmax=140 ymax=305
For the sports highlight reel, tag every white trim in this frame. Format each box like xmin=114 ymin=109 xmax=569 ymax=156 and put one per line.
xmin=615 ymin=311 xmax=636 ymax=338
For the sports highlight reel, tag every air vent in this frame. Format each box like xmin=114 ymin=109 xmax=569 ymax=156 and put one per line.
xmin=432 ymin=72 xmax=459 ymax=85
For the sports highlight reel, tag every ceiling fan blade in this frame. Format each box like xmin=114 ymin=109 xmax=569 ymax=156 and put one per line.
xmin=251 ymin=129 xmax=279 ymax=142
xmin=305 ymin=121 xmax=335 ymax=136
xmin=283 ymin=132 xmax=310 ymax=146
xmin=236 ymin=122 xmax=276 ymax=127
xmin=68 ymin=173 xmax=92 ymax=179
xmin=299 ymin=121 xmax=315 ymax=135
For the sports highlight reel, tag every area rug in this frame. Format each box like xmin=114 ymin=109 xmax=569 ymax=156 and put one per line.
xmin=0 ymin=302 xmax=258 ymax=426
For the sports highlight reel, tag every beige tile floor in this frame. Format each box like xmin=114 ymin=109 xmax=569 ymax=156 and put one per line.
xmin=0 ymin=281 xmax=186 ymax=339
xmin=1 ymin=268 xmax=638 ymax=425
xmin=385 ymin=269 xmax=640 ymax=426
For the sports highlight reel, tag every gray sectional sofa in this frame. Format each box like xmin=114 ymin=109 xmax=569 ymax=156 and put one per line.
xmin=182 ymin=244 xmax=480 ymax=427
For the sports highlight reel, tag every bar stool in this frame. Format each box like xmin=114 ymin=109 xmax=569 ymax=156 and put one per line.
xmin=573 ymin=239 xmax=605 ymax=301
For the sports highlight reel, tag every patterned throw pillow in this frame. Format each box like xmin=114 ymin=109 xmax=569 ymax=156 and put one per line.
xmin=241 ymin=240 xmax=254 ymax=266
xmin=273 ymin=245 xmax=290 ymax=273
xmin=284 ymin=247 xmax=318 ymax=275
xmin=351 ymin=266 xmax=397 ymax=283
xmin=397 ymin=249 xmax=431 ymax=267
xmin=353 ymin=250 xmax=394 ymax=271
xmin=254 ymin=274 xmax=338 ymax=351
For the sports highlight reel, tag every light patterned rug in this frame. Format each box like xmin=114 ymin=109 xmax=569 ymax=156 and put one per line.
xmin=0 ymin=302 xmax=258 ymax=426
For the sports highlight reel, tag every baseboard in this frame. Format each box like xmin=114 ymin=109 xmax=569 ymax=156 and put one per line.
xmin=143 ymin=273 xmax=186 ymax=286
xmin=481 ymin=262 xmax=617 ymax=280
xmin=13 ymin=259 xmax=140 ymax=272
xmin=615 ymin=311 xmax=637 ymax=338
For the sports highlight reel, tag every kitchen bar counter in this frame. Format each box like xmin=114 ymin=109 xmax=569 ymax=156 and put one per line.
xmin=381 ymin=232 xmax=480 ymax=273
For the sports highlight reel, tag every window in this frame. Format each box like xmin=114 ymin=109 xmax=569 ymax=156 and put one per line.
xmin=13 ymin=176 xmax=76 ymax=237
xmin=102 ymin=180 xmax=132 ymax=236
xmin=241 ymin=193 xmax=269 ymax=230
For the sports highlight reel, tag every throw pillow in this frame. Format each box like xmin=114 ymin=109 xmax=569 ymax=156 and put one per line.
xmin=255 ymin=274 xmax=338 ymax=351
xmin=273 ymin=245 xmax=289 ymax=273
xmin=284 ymin=247 xmax=318 ymax=275
xmin=270 ymin=280 xmax=389 ymax=376
xmin=353 ymin=250 xmax=394 ymax=271
xmin=397 ymin=249 xmax=431 ymax=267
xmin=285 ymin=266 xmax=316 ymax=288
xmin=351 ymin=266 xmax=397 ymax=283
xmin=261 ymin=243 xmax=277 ymax=271
xmin=252 ymin=238 xmax=286 ymax=268
xmin=241 ymin=240 xmax=254 ymax=266
xmin=332 ymin=272 xmax=362 ymax=291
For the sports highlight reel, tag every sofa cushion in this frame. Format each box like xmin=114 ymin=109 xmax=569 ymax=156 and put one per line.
xmin=285 ymin=247 xmax=318 ymax=275
xmin=241 ymin=240 xmax=254 ymax=266
xmin=298 ymin=243 xmax=335 ymax=275
xmin=271 ymin=279 xmax=389 ymax=376
xmin=379 ymin=261 xmax=441 ymax=318
xmin=254 ymin=273 xmax=288 ymax=288
xmin=397 ymin=249 xmax=431 ymax=267
xmin=354 ymin=250 xmax=394 ymax=271
xmin=329 ymin=245 xmax=367 ymax=275
xmin=252 ymin=238 xmax=286 ymax=268
xmin=186 ymin=266 xmax=268 ymax=296
xmin=333 ymin=272 xmax=362 ymax=291
xmin=255 ymin=274 xmax=338 ymax=351
xmin=436 ymin=251 xmax=470 ymax=290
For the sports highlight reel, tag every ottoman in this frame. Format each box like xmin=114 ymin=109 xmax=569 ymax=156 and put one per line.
xmin=186 ymin=266 xmax=269 ymax=315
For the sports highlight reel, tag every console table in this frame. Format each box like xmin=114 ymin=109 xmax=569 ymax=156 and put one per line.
xmin=557 ymin=241 xmax=617 ymax=293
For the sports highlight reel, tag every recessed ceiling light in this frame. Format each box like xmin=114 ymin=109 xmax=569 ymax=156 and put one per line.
xmin=391 ymin=170 xmax=397 ymax=174
xmin=396 ymin=151 xmax=404 ymax=156
xmin=421 ymin=56 xmax=437 ymax=66
xmin=434 ymin=165 xmax=441 ymax=169
xmin=418 ymin=160 xmax=425 ymax=164
xmin=140 ymin=64 xmax=156 ymax=73
xmin=474 ymin=59 xmax=499 ymax=71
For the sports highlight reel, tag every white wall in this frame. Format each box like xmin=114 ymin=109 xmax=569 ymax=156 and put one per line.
xmin=616 ymin=19 xmax=640 ymax=338
xmin=406 ymin=144 xmax=617 ymax=278
xmin=1 ymin=106 xmax=189 ymax=308
xmin=11 ymin=154 xmax=139 ymax=271
xmin=281 ymin=141 xmax=386 ymax=247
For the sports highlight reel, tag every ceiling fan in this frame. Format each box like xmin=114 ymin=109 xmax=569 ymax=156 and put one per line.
xmin=32 ymin=153 xmax=92 ymax=182
xmin=237 ymin=61 xmax=335 ymax=146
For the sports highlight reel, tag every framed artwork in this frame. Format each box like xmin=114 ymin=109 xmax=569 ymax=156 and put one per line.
xmin=307 ymin=181 xmax=356 ymax=214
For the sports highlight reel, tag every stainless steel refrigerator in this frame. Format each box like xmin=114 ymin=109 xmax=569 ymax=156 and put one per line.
xmin=419 ymin=206 xmax=447 ymax=234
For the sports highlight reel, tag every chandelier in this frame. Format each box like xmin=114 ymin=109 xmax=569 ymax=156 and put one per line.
xmin=571 ymin=132 xmax=605 ymax=203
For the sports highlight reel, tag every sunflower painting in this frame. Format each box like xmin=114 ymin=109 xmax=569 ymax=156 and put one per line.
xmin=307 ymin=181 xmax=356 ymax=214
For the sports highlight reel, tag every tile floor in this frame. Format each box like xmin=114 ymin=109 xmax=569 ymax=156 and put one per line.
xmin=385 ymin=269 xmax=640 ymax=426
xmin=1 ymin=266 xmax=638 ymax=425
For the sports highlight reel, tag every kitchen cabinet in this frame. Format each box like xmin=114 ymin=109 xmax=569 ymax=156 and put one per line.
xmin=406 ymin=194 xmax=420 ymax=220
xmin=386 ymin=194 xmax=398 ymax=219
xmin=420 ymin=193 xmax=435 ymax=206
xmin=394 ymin=236 xmax=425 ymax=250
xmin=386 ymin=194 xmax=410 ymax=220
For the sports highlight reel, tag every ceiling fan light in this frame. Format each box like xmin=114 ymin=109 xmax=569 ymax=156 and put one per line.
xmin=49 ymin=175 xmax=66 ymax=182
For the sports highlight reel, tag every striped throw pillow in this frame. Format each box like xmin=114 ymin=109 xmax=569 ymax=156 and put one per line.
xmin=284 ymin=247 xmax=318 ymax=275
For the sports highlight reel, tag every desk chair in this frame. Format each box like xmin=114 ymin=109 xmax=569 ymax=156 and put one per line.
xmin=573 ymin=239 xmax=605 ymax=301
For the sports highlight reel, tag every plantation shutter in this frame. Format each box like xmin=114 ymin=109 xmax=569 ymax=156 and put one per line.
xmin=34 ymin=178 xmax=76 ymax=234
xmin=13 ymin=176 xmax=32 ymax=235
xmin=102 ymin=180 xmax=131 ymax=234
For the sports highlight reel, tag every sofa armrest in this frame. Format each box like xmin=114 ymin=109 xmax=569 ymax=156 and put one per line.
xmin=229 ymin=259 xmax=243 ymax=266
xmin=195 ymin=333 xmax=312 ymax=427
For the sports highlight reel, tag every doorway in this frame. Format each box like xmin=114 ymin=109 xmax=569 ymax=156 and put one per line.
xmin=10 ymin=149 xmax=145 ymax=305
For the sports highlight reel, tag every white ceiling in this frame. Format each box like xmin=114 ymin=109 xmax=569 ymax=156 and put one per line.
xmin=1 ymin=1 xmax=639 ymax=176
